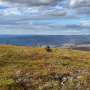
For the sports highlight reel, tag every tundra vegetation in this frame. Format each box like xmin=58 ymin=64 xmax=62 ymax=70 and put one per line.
xmin=0 ymin=45 xmax=90 ymax=90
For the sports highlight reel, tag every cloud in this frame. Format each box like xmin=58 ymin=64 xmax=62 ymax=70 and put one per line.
xmin=0 ymin=0 xmax=90 ymax=35
xmin=2 ymin=0 xmax=60 ymax=6
xmin=0 ymin=0 xmax=68 ymax=17
xmin=70 ymin=0 xmax=90 ymax=8
xmin=80 ymin=20 xmax=90 ymax=27
xmin=76 ymin=7 xmax=90 ymax=15
xmin=0 ymin=13 xmax=90 ymax=35
xmin=69 ymin=0 xmax=90 ymax=15
xmin=1 ymin=0 xmax=90 ymax=17
xmin=0 ymin=23 xmax=90 ymax=35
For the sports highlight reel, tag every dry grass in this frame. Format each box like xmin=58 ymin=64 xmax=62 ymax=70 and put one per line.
xmin=0 ymin=45 xmax=90 ymax=90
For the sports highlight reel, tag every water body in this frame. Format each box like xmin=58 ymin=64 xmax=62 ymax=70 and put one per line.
xmin=0 ymin=35 xmax=90 ymax=47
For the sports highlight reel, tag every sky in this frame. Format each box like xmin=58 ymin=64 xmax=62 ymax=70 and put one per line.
xmin=0 ymin=0 xmax=90 ymax=35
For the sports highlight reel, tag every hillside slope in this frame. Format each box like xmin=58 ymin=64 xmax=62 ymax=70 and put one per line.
xmin=0 ymin=45 xmax=90 ymax=90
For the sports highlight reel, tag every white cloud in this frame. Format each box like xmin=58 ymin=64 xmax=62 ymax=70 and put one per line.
xmin=69 ymin=0 xmax=90 ymax=16
xmin=70 ymin=0 xmax=90 ymax=7
xmin=1 ymin=8 xmax=21 ymax=16
xmin=80 ymin=20 xmax=90 ymax=27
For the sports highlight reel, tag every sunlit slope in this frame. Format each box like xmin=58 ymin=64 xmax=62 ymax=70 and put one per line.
xmin=0 ymin=45 xmax=90 ymax=90
xmin=0 ymin=45 xmax=90 ymax=76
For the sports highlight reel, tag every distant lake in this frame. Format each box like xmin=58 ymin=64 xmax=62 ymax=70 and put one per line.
xmin=0 ymin=35 xmax=90 ymax=47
